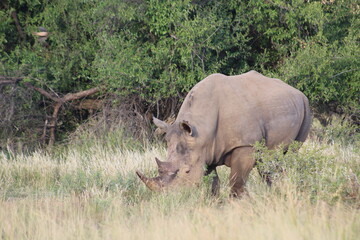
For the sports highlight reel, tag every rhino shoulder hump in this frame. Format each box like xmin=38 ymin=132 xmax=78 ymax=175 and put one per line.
xmin=244 ymin=70 xmax=264 ymax=77
xmin=205 ymin=73 xmax=227 ymax=81
xmin=198 ymin=73 xmax=227 ymax=87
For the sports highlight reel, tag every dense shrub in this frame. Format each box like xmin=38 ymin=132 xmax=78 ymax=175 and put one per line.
xmin=254 ymin=141 xmax=360 ymax=204
xmin=0 ymin=0 xmax=359 ymax=146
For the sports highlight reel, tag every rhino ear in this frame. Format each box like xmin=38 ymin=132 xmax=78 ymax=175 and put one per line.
xmin=153 ymin=117 xmax=169 ymax=131
xmin=180 ymin=121 xmax=195 ymax=137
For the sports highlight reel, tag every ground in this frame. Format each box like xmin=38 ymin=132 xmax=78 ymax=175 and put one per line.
xmin=0 ymin=119 xmax=359 ymax=240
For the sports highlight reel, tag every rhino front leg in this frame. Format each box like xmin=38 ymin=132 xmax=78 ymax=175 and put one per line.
xmin=211 ymin=168 xmax=220 ymax=196
xmin=227 ymin=147 xmax=256 ymax=198
xmin=205 ymin=166 xmax=220 ymax=196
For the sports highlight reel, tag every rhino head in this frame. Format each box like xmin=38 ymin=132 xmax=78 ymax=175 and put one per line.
xmin=136 ymin=117 xmax=205 ymax=191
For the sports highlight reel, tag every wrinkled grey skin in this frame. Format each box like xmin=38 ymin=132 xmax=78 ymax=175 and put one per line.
xmin=137 ymin=71 xmax=311 ymax=197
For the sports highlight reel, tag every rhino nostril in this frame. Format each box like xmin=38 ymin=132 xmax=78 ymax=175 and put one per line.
xmin=186 ymin=169 xmax=190 ymax=174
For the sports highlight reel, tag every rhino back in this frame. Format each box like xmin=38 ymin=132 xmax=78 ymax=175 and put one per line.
xmin=177 ymin=71 xmax=309 ymax=161
xmin=224 ymin=71 xmax=308 ymax=148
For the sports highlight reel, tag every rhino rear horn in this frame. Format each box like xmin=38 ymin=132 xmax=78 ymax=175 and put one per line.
xmin=155 ymin=157 xmax=164 ymax=170
xmin=155 ymin=157 xmax=178 ymax=174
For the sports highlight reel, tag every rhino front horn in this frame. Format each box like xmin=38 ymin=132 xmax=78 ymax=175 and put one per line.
xmin=136 ymin=171 xmax=162 ymax=191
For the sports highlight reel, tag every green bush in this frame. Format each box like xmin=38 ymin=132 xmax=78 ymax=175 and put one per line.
xmin=1 ymin=0 xmax=359 ymax=146
xmin=311 ymin=117 xmax=360 ymax=147
xmin=277 ymin=35 xmax=360 ymax=114
xmin=276 ymin=0 xmax=359 ymax=114
xmin=254 ymin=141 xmax=360 ymax=204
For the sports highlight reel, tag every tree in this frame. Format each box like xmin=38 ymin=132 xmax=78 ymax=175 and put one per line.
xmin=0 ymin=0 xmax=358 ymax=149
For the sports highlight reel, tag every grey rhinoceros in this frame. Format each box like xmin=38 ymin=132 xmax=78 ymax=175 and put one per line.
xmin=137 ymin=70 xmax=311 ymax=197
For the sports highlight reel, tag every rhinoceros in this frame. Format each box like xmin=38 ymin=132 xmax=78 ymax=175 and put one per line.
xmin=136 ymin=70 xmax=311 ymax=197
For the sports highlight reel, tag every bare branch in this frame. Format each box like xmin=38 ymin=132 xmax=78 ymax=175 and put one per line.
xmin=23 ymin=82 xmax=60 ymax=102
xmin=11 ymin=11 xmax=26 ymax=41
xmin=62 ymin=87 xmax=100 ymax=102
xmin=0 ymin=79 xmax=16 ymax=85
xmin=72 ymin=99 xmax=103 ymax=110
xmin=48 ymin=102 xmax=62 ymax=147
xmin=0 ymin=76 xmax=23 ymax=85
xmin=0 ymin=75 xmax=102 ymax=147
xmin=331 ymin=69 xmax=358 ymax=78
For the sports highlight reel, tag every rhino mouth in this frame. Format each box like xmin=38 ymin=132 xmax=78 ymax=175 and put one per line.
xmin=136 ymin=158 xmax=178 ymax=191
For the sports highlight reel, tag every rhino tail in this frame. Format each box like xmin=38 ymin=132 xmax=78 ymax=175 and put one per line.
xmin=295 ymin=96 xmax=312 ymax=143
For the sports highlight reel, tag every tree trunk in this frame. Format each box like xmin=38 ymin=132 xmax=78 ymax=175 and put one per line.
xmin=48 ymin=102 xmax=62 ymax=148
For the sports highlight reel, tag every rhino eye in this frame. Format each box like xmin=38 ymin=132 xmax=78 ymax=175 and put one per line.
xmin=176 ymin=143 xmax=186 ymax=155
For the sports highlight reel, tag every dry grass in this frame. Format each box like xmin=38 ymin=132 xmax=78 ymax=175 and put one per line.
xmin=1 ymin=191 xmax=358 ymax=240
xmin=0 ymin=124 xmax=359 ymax=240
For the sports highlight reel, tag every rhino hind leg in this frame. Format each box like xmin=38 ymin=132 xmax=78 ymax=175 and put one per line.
xmin=227 ymin=147 xmax=256 ymax=198
xmin=256 ymin=147 xmax=290 ymax=187
xmin=257 ymin=167 xmax=272 ymax=187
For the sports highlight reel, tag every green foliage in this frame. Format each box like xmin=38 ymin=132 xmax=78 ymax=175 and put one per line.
xmin=1 ymin=0 xmax=359 ymax=146
xmin=1 ymin=0 xmax=99 ymax=92
xmin=254 ymin=141 xmax=360 ymax=204
xmin=4 ymin=0 xmax=347 ymax=99
xmin=276 ymin=0 xmax=359 ymax=113
xmin=93 ymin=0 xmax=250 ymax=100
xmin=278 ymin=32 xmax=360 ymax=112
xmin=311 ymin=116 xmax=360 ymax=147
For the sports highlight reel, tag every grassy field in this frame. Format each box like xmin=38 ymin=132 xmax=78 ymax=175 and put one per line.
xmin=0 ymin=120 xmax=359 ymax=240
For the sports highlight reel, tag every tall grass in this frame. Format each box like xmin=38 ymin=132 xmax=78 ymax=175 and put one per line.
xmin=0 ymin=121 xmax=359 ymax=240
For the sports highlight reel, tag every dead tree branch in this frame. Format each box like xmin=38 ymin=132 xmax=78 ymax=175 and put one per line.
xmin=10 ymin=11 xmax=26 ymax=41
xmin=0 ymin=75 xmax=101 ymax=147
xmin=0 ymin=76 xmax=23 ymax=85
